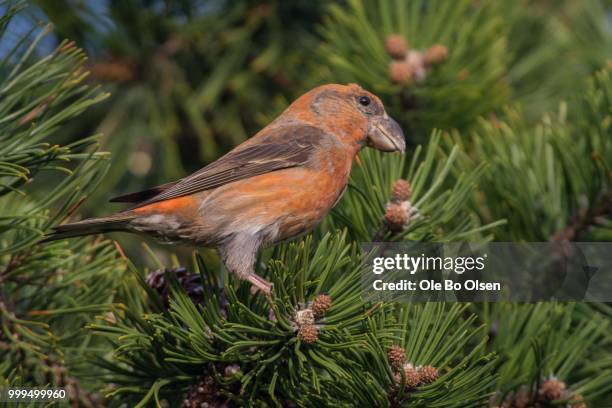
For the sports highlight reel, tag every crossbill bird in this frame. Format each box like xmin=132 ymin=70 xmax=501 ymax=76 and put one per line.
xmin=42 ymin=84 xmax=406 ymax=294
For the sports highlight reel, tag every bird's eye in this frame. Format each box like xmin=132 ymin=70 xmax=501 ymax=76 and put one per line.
xmin=358 ymin=96 xmax=371 ymax=106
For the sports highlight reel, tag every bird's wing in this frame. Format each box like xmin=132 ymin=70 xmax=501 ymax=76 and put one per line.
xmin=109 ymin=181 xmax=178 ymax=203
xmin=119 ymin=124 xmax=326 ymax=208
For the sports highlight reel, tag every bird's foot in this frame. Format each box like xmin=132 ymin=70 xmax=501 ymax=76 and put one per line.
xmin=247 ymin=273 xmax=273 ymax=296
xmin=247 ymin=274 xmax=275 ymax=317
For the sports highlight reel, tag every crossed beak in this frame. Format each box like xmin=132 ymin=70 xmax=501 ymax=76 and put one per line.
xmin=366 ymin=113 xmax=406 ymax=153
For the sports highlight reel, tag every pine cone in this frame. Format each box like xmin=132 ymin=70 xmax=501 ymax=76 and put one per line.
xmin=419 ymin=365 xmax=439 ymax=384
xmin=424 ymin=44 xmax=448 ymax=65
xmin=385 ymin=202 xmax=409 ymax=232
xmin=224 ymin=364 xmax=241 ymax=378
xmin=182 ymin=375 xmax=230 ymax=408
xmin=538 ymin=378 xmax=566 ymax=401
xmin=295 ymin=309 xmax=315 ymax=327
xmin=311 ymin=294 xmax=332 ymax=317
xmin=298 ymin=324 xmax=319 ymax=343
xmin=405 ymin=50 xmax=427 ymax=82
xmin=145 ymin=268 xmax=166 ymax=293
xmin=387 ymin=345 xmax=406 ymax=368
xmin=403 ymin=364 xmax=421 ymax=388
xmin=145 ymin=267 xmax=206 ymax=307
xmin=569 ymin=393 xmax=586 ymax=408
xmin=513 ymin=386 xmax=531 ymax=408
xmin=389 ymin=60 xmax=413 ymax=85
xmin=384 ymin=34 xmax=408 ymax=59
xmin=391 ymin=179 xmax=412 ymax=202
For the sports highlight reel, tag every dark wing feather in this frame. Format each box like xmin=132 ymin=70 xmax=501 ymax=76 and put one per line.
xmin=131 ymin=125 xmax=326 ymax=208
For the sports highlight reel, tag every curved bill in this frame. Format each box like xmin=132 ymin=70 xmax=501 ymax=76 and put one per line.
xmin=366 ymin=113 xmax=406 ymax=153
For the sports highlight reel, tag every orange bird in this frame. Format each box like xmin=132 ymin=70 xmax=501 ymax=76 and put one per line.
xmin=43 ymin=84 xmax=405 ymax=294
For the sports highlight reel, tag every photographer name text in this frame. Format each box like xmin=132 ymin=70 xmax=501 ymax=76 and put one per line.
xmin=372 ymin=279 xmax=501 ymax=292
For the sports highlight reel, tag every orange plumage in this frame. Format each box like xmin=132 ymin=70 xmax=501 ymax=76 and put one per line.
xmin=42 ymin=84 xmax=406 ymax=294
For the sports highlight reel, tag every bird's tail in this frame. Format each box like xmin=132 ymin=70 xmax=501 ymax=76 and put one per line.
xmin=40 ymin=212 xmax=135 ymax=243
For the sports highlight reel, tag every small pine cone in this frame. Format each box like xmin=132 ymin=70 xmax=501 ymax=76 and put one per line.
xmin=224 ymin=364 xmax=241 ymax=378
xmin=389 ymin=60 xmax=413 ymax=85
xmin=146 ymin=267 xmax=205 ymax=306
xmin=513 ymin=386 xmax=531 ymax=408
xmin=569 ymin=393 xmax=586 ymax=408
xmin=295 ymin=309 xmax=315 ymax=327
xmin=424 ymin=44 xmax=448 ymax=66
xmin=311 ymin=294 xmax=332 ymax=317
xmin=538 ymin=378 xmax=566 ymax=401
xmin=387 ymin=345 xmax=406 ymax=369
xmin=298 ymin=324 xmax=319 ymax=343
xmin=384 ymin=34 xmax=408 ymax=59
xmin=145 ymin=269 xmax=168 ymax=296
xmin=391 ymin=179 xmax=412 ymax=202
xmin=419 ymin=365 xmax=439 ymax=384
xmin=405 ymin=50 xmax=427 ymax=82
xmin=385 ymin=202 xmax=409 ymax=233
xmin=403 ymin=364 xmax=421 ymax=388
xmin=178 ymin=272 xmax=205 ymax=305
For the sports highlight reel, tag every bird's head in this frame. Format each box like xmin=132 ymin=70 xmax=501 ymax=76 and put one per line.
xmin=285 ymin=83 xmax=406 ymax=153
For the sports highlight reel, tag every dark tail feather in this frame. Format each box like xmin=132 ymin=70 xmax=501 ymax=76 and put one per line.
xmin=40 ymin=213 xmax=135 ymax=243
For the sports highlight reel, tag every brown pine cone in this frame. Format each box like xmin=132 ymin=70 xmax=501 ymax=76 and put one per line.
xmin=419 ymin=365 xmax=439 ymax=384
xmin=391 ymin=179 xmax=412 ymax=202
xmin=295 ymin=309 xmax=315 ymax=327
xmin=538 ymin=378 xmax=566 ymax=401
xmin=424 ymin=44 xmax=448 ymax=65
xmin=311 ymin=294 xmax=332 ymax=317
xmin=513 ymin=386 xmax=531 ymax=408
xmin=384 ymin=34 xmax=408 ymax=59
xmin=385 ymin=202 xmax=409 ymax=232
xmin=298 ymin=324 xmax=319 ymax=343
xmin=569 ymin=393 xmax=587 ymax=408
xmin=403 ymin=364 xmax=421 ymax=388
xmin=387 ymin=345 xmax=406 ymax=368
xmin=389 ymin=60 xmax=413 ymax=85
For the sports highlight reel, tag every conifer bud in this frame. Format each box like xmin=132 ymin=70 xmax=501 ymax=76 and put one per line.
xmin=387 ymin=344 xmax=406 ymax=368
xmin=389 ymin=60 xmax=412 ymax=85
xmin=418 ymin=365 xmax=439 ymax=384
xmin=295 ymin=309 xmax=315 ymax=327
xmin=385 ymin=202 xmax=410 ymax=232
xmin=424 ymin=44 xmax=448 ymax=65
xmin=298 ymin=324 xmax=319 ymax=343
xmin=384 ymin=34 xmax=408 ymax=59
xmin=145 ymin=267 xmax=205 ymax=307
xmin=403 ymin=363 xmax=421 ymax=388
xmin=391 ymin=179 xmax=412 ymax=202
xmin=513 ymin=386 xmax=530 ymax=408
xmin=538 ymin=378 xmax=566 ymax=401
xmin=311 ymin=294 xmax=332 ymax=317
xmin=224 ymin=364 xmax=241 ymax=378
xmin=569 ymin=393 xmax=586 ymax=408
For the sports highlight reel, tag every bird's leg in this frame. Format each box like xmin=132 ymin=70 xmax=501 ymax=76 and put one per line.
xmin=247 ymin=273 xmax=273 ymax=295
xmin=219 ymin=234 xmax=273 ymax=298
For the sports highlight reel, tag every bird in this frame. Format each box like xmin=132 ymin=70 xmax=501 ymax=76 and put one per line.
xmin=42 ymin=83 xmax=406 ymax=295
